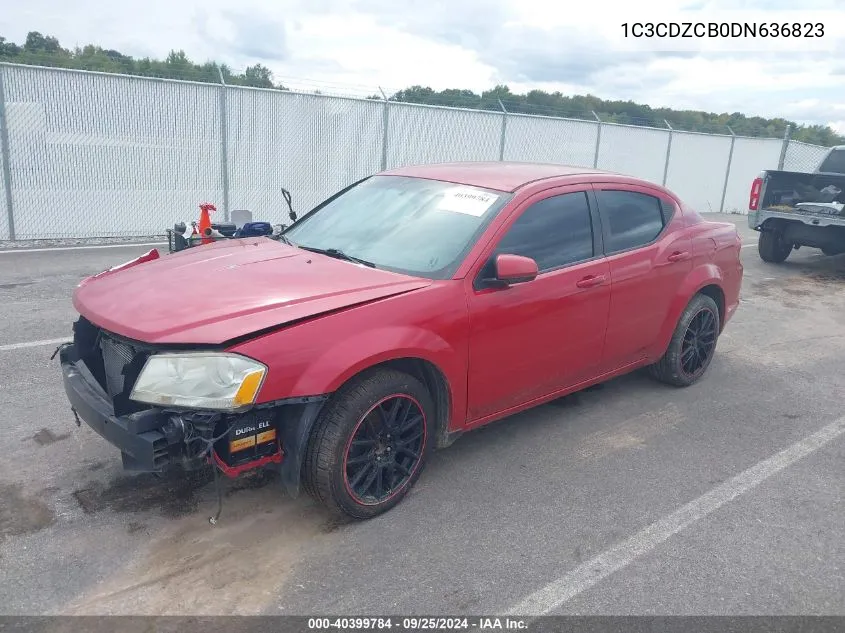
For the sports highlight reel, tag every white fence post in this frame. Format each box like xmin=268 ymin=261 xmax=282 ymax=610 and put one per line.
xmin=778 ymin=124 xmax=792 ymax=170
xmin=0 ymin=64 xmax=14 ymax=240
xmin=217 ymin=67 xmax=230 ymax=222
xmin=498 ymin=99 xmax=508 ymax=161
xmin=662 ymin=119 xmax=673 ymax=187
xmin=379 ymin=87 xmax=389 ymax=171
xmin=719 ymin=126 xmax=737 ymax=214
xmin=592 ymin=111 xmax=601 ymax=169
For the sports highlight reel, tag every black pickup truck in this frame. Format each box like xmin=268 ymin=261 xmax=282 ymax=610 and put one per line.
xmin=748 ymin=145 xmax=845 ymax=262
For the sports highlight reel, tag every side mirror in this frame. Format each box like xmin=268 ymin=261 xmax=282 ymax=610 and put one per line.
xmin=494 ymin=254 xmax=538 ymax=285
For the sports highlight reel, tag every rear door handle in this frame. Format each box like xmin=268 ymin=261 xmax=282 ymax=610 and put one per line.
xmin=576 ymin=274 xmax=606 ymax=289
xmin=667 ymin=251 xmax=691 ymax=263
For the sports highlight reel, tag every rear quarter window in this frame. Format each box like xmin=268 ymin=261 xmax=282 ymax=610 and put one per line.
xmin=818 ymin=149 xmax=845 ymax=174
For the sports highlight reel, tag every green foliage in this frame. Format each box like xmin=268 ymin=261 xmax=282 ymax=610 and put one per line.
xmin=386 ymin=86 xmax=843 ymax=147
xmin=1 ymin=32 xmax=841 ymax=146
xmin=0 ymin=31 xmax=287 ymax=90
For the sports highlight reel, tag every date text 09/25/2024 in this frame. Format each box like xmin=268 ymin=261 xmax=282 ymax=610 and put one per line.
xmin=621 ymin=22 xmax=824 ymax=38
xmin=307 ymin=618 xmax=528 ymax=630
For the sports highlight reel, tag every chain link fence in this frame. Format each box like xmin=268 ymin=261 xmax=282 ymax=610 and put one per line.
xmin=0 ymin=62 xmax=835 ymax=240
xmin=782 ymin=139 xmax=832 ymax=173
xmin=227 ymin=90 xmax=384 ymax=221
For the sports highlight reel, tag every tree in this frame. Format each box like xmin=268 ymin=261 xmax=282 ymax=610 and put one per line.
xmin=242 ymin=63 xmax=273 ymax=88
xmin=24 ymin=31 xmax=61 ymax=53
xmin=0 ymin=36 xmax=21 ymax=56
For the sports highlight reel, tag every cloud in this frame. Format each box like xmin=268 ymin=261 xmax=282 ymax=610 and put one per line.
xmin=341 ymin=0 xmax=512 ymax=52
xmin=703 ymin=0 xmax=840 ymax=7
xmin=320 ymin=2 xmax=696 ymax=87
xmin=475 ymin=25 xmax=701 ymax=87
xmin=196 ymin=9 xmax=289 ymax=62
xmin=777 ymin=96 xmax=845 ymax=125
xmin=224 ymin=12 xmax=288 ymax=60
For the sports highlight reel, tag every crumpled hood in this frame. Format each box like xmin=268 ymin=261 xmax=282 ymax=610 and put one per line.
xmin=73 ymin=238 xmax=432 ymax=344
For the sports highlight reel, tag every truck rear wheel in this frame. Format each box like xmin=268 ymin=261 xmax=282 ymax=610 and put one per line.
xmin=302 ymin=368 xmax=434 ymax=520
xmin=758 ymin=228 xmax=792 ymax=263
xmin=648 ymin=293 xmax=720 ymax=388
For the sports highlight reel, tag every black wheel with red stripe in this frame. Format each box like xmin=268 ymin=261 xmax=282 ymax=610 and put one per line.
xmin=302 ymin=368 xmax=434 ymax=519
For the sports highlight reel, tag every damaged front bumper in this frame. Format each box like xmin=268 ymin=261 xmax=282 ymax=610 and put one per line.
xmin=60 ymin=343 xmax=175 ymax=471
xmin=58 ymin=340 xmax=327 ymax=497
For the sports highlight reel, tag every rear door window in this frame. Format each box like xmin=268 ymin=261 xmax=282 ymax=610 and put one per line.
xmin=596 ymin=190 xmax=667 ymax=254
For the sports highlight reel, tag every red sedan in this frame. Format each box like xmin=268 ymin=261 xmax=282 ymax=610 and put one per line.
xmin=58 ymin=162 xmax=743 ymax=520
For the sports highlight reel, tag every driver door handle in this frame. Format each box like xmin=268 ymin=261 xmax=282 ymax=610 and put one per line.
xmin=667 ymin=251 xmax=691 ymax=263
xmin=576 ymin=274 xmax=606 ymax=289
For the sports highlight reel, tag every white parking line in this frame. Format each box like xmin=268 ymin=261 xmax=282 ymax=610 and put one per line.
xmin=0 ymin=242 xmax=165 ymax=254
xmin=741 ymin=243 xmax=757 ymax=248
xmin=506 ymin=414 xmax=845 ymax=617
xmin=0 ymin=337 xmax=70 ymax=351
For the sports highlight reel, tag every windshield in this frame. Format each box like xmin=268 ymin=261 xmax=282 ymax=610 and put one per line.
xmin=283 ymin=175 xmax=511 ymax=279
xmin=818 ymin=149 xmax=845 ymax=174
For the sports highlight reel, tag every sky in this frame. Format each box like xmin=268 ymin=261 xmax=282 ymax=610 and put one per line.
xmin=2 ymin=0 xmax=844 ymax=133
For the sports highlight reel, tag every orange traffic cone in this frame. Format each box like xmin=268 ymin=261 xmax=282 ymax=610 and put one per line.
xmin=198 ymin=203 xmax=217 ymax=245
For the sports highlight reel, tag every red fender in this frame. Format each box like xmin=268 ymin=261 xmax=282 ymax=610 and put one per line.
xmin=229 ymin=286 xmax=471 ymax=431
xmin=650 ymin=263 xmax=724 ymax=359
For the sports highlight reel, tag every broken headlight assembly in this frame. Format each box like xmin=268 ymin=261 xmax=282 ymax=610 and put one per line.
xmin=130 ymin=352 xmax=267 ymax=410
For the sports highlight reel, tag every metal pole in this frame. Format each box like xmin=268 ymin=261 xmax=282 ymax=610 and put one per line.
xmin=778 ymin=124 xmax=792 ymax=170
xmin=217 ymin=66 xmax=230 ymax=222
xmin=0 ymin=65 xmax=15 ymax=240
xmin=591 ymin=111 xmax=601 ymax=169
xmin=379 ymin=87 xmax=389 ymax=171
xmin=719 ymin=126 xmax=736 ymax=214
xmin=662 ymin=119 xmax=673 ymax=186
xmin=497 ymin=99 xmax=507 ymax=161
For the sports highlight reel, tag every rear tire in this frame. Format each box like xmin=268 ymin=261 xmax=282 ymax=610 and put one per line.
xmin=758 ymin=228 xmax=792 ymax=263
xmin=302 ymin=368 xmax=434 ymax=520
xmin=648 ymin=294 xmax=720 ymax=388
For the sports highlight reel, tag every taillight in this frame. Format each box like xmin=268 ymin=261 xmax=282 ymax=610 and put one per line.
xmin=749 ymin=177 xmax=763 ymax=211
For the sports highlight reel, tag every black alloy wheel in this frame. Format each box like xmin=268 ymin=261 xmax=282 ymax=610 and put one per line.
xmin=648 ymin=293 xmax=721 ymax=387
xmin=679 ymin=307 xmax=718 ymax=378
xmin=343 ymin=394 xmax=427 ymax=505
xmin=302 ymin=367 xmax=435 ymax=519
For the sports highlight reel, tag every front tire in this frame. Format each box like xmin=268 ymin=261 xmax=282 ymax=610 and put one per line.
xmin=302 ymin=368 xmax=434 ymax=519
xmin=648 ymin=294 xmax=720 ymax=387
xmin=758 ymin=228 xmax=792 ymax=263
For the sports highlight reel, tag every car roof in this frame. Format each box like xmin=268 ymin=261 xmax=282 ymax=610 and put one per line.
xmin=380 ymin=161 xmax=624 ymax=193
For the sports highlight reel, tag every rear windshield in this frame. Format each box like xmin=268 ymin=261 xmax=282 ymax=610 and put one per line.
xmin=283 ymin=175 xmax=511 ymax=279
xmin=818 ymin=149 xmax=845 ymax=174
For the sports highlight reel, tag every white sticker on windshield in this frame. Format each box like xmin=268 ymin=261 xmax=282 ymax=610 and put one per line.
xmin=437 ymin=188 xmax=499 ymax=217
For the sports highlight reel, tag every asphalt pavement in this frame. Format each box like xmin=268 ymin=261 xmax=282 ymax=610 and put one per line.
xmin=1 ymin=214 xmax=843 ymax=616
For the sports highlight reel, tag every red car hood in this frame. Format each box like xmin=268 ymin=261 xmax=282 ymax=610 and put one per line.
xmin=73 ymin=238 xmax=432 ymax=344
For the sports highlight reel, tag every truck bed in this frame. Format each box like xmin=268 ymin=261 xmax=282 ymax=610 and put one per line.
xmin=758 ymin=170 xmax=845 ymax=220
xmin=747 ymin=149 xmax=845 ymax=261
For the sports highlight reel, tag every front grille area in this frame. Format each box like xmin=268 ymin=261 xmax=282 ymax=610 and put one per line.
xmin=100 ymin=335 xmax=136 ymax=398
xmin=73 ymin=316 xmax=151 ymax=415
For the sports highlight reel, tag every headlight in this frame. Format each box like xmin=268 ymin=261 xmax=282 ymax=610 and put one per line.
xmin=130 ymin=352 xmax=267 ymax=410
